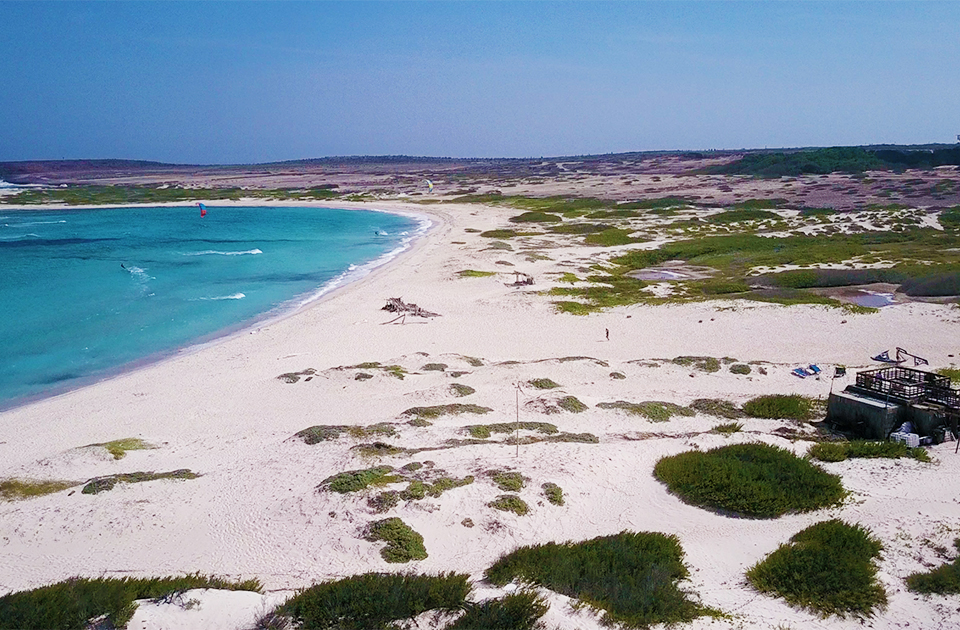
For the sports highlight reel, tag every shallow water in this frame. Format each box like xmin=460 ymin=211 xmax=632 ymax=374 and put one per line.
xmin=849 ymin=291 xmax=896 ymax=308
xmin=0 ymin=205 xmax=420 ymax=407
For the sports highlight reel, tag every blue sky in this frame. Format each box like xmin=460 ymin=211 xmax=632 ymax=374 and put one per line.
xmin=1 ymin=2 xmax=958 ymax=163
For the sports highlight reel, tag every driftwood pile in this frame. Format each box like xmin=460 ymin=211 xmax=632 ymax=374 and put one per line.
xmin=507 ymin=272 xmax=535 ymax=287
xmin=382 ymin=297 xmax=440 ymax=324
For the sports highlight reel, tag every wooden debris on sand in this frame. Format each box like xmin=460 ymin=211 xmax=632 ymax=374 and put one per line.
xmin=382 ymin=297 xmax=440 ymax=324
xmin=507 ymin=272 xmax=534 ymax=287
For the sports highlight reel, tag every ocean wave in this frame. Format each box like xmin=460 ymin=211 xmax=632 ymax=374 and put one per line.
xmin=194 ymin=293 xmax=246 ymax=301
xmin=183 ymin=249 xmax=263 ymax=256
xmin=3 ymin=220 xmax=67 ymax=227
xmin=0 ymin=233 xmax=40 ymax=241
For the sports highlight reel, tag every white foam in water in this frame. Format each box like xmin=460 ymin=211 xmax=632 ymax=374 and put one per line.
xmin=4 ymin=220 xmax=66 ymax=227
xmin=194 ymin=293 xmax=246 ymax=301
xmin=183 ymin=249 xmax=263 ymax=256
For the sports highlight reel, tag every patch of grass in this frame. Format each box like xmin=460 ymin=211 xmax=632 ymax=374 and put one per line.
xmin=549 ymin=274 xmax=649 ymax=314
xmin=449 ymin=383 xmax=476 ymax=397
xmin=407 ymin=418 xmax=432 ymax=427
xmin=383 ymin=365 xmax=407 ymax=379
xmin=346 ymin=423 xmax=397 ymax=439
xmin=366 ymin=518 xmax=428 ymax=563
xmin=747 ymin=519 xmax=886 ymax=618
xmin=707 ymin=209 xmax=780 ymax=224
xmin=461 ymin=355 xmax=484 ymax=367
xmin=480 ymin=229 xmax=535 ymax=239
xmin=542 ymin=482 xmax=564 ymax=506
xmin=489 ymin=494 xmax=530 ymax=516
xmin=421 ymin=362 xmax=448 ymax=371
xmin=295 ymin=425 xmax=348 ymax=444
xmin=468 ymin=425 xmax=491 ymax=439
xmin=0 ymin=574 xmax=261 ymax=630
xmin=485 ymin=531 xmax=715 ymax=628
xmin=457 ymin=270 xmax=496 ymax=278
xmin=557 ymin=395 xmax=588 ymax=413
xmin=935 ymin=367 xmax=960 ymax=382
xmin=401 ymin=403 xmax=493 ymax=419
xmin=319 ymin=466 xmax=397 ymax=494
xmin=690 ymin=398 xmax=745 ymax=419
xmin=940 ymin=206 xmax=960 ymax=230
xmin=584 ymin=228 xmax=643 ymax=246
xmin=743 ymin=395 xmax=816 ymax=420
xmin=281 ymin=572 xmax=469 ymax=629
xmin=277 ymin=368 xmax=316 ymax=384
xmin=735 ymin=198 xmax=787 ymax=209
xmin=654 ymin=443 xmax=845 ymax=518
xmin=425 ymin=475 xmax=474 ymax=497
xmin=729 ymin=363 xmax=752 ymax=375
xmin=81 ymin=470 xmax=199 ymax=495
xmin=0 ymin=479 xmax=78 ymax=501
xmin=596 ymin=400 xmax=694 ymax=422
xmin=906 ymin=538 xmax=960 ymax=594
xmin=711 ymin=422 xmax=744 ymax=435
xmin=86 ymin=438 xmax=155 ymax=460
xmin=466 ymin=422 xmax=559 ymax=439
xmin=353 ymin=442 xmax=406 ymax=458
xmin=528 ymin=378 xmax=561 ymax=389
xmin=368 ymin=491 xmax=400 ymax=513
xmin=549 ymin=222 xmax=612 ymax=235
xmin=672 ymin=356 xmax=721 ymax=373
xmin=510 ymin=211 xmax=563 ymax=223
xmin=543 ymin=432 xmax=599 ymax=444
xmin=489 ymin=470 xmax=526 ymax=492
xmin=808 ymin=441 xmax=930 ymax=463
xmin=447 ymin=591 xmax=548 ymax=630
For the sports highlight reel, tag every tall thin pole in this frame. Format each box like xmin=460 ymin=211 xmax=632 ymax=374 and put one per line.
xmin=516 ymin=383 xmax=520 ymax=458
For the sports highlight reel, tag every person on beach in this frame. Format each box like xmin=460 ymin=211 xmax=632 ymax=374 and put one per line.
xmin=605 ymin=328 xmax=610 ymax=341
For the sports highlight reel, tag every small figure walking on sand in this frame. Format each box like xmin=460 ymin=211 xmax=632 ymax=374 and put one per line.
xmin=605 ymin=328 xmax=610 ymax=341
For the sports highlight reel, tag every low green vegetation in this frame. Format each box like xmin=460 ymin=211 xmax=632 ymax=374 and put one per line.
xmin=596 ymin=400 xmax=694 ymax=422
xmin=0 ymin=574 xmax=261 ymax=630
xmin=466 ymin=421 xmax=558 ymax=439
xmin=654 ymin=443 xmax=845 ymax=518
xmin=449 ymin=383 xmax=476 ymax=397
xmin=528 ymin=378 xmax=560 ymax=389
xmin=557 ymin=395 xmax=588 ymax=412
xmin=729 ymin=363 xmax=751 ymax=375
xmin=489 ymin=470 xmax=526 ymax=492
xmin=936 ymin=366 xmax=960 ymax=382
xmin=940 ymin=206 xmax=960 ymax=230
xmin=366 ymin=517 xmax=428 ymax=563
xmin=484 ymin=531 xmax=715 ymax=628
xmin=294 ymin=423 xmax=396 ymax=444
xmin=82 ymin=469 xmax=199 ymax=495
xmin=690 ymin=398 xmax=745 ymax=418
xmin=705 ymin=147 xmax=886 ymax=177
xmin=457 ymin=270 xmax=496 ymax=278
xmin=320 ymin=466 xmax=398 ymax=493
xmin=743 ymin=395 xmax=817 ymax=420
xmin=0 ymin=479 xmax=78 ymax=501
xmin=0 ymin=184 xmax=340 ymax=206
xmin=488 ymin=494 xmax=530 ymax=515
xmin=808 ymin=441 xmax=930 ymax=463
xmin=277 ymin=368 xmax=316 ymax=383
xmin=479 ymin=229 xmax=537 ymax=239
xmin=542 ymin=482 xmax=564 ymax=506
xmin=447 ymin=591 xmax=548 ymax=630
xmin=401 ymin=404 xmax=492 ymax=419
xmin=510 ymin=211 xmax=563 ymax=223
xmin=747 ymin=519 xmax=886 ymax=618
xmin=711 ymin=422 xmax=744 ymax=435
xmin=707 ymin=209 xmax=779 ymax=224
xmin=421 ymin=362 xmax=448 ymax=371
xmin=86 ymin=438 xmax=156 ymax=460
xmin=906 ymin=538 xmax=960 ymax=594
xmin=281 ymin=572 xmax=469 ymax=630
xmin=584 ymin=228 xmax=642 ymax=247
xmin=672 ymin=356 xmax=721 ymax=373
xmin=353 ymin=442 xmax=406 ymax=458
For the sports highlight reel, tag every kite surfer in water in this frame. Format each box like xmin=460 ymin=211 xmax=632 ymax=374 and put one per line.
xmin=197 ymin=202 xmax=207 ymax=217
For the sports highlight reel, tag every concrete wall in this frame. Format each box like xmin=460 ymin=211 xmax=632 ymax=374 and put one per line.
xmin=827 ymin=389 xmax=903 ymax=439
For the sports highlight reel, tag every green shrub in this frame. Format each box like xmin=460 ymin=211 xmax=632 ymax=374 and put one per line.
xmin=489 ymin=470 xmax=526 ymax=492
xmin=484 ymin=531 xmax=713 ymax=628
xmin=542 ymin=482 xmax=564 ymax=506
xmin=584 ymin=228 xmax=640 ymax=246
xmin=424 ymin=475 xmax=474 ymax=497
xmin=528 ymin=378 xmax=560 ymax=389
xmin=557 ymin=396 xmax=587 ymax=413
xmin=549 ymin=222 xmax=611 ymax=235
xmin=366 ymin=518 xmax=428 ymax=563
xmin=672 ymin=356 xmax=721 ymax=373
xmin=466 ymin=422 xmax=558 ymax=438
xmin=0 ymin=479 xmax=77 ymax=501
xmin=468 ymin=425 xmax=491 ymax=439
xmin=457 ymin=270 xmax=495 ymax=278
xmin=729 ymin=363 xmax=751 ymax=375
xmin=489 ymin=494 xmax=530 ymax=516
xmin=906 ymin=538 xmax=960 ymax=594
xmin=282 ymin=572 xmax=469 ymax=630
xmin=446 ymin=592 xmax=548 ymax=630
xmin=421 ymin=362 xmax=448 ymax=371
xmin=690 ymin=399 xmax=744 ymax=419
xmin=368 ymin=491 xmax=400 ymax=513
xmin=747 ymin=519 xmax=886 ymax=617
xmin=295 ymin=425 xmax=348 ymax=443
xmin=707 ymin=209 xmax=779 ymax=224
xmin=510 ymin=212 xmax=563 ymax=223
xmin=654 ymin=443 xmax=845 ymax=518
xmin=711 ymin=422 xmax=743 ymax=435
xmin=0 ymin=574 xmax=260 ymax=630
xmin=743 ymin=395 xmax=815 ymax=420
xmin=449 ymin=383 xmax=476 ymax=397
xmin=85 ymin=438 xmax=155 ymax=460
xmin=320 ymin=466 xmax=396 ymax=493
xmin=401 ymin=404 xmax=492 ymax=419
xmin=809 ymin=441 xmax=930 ymax=463
xmin=82 ymin=470 xmax=199 ymax=495
xmin=936 ymin=367 xmax=960 ymax=382
xmin=346 ymin=423 xmax=397 ymax=439
xmin=352 ymin=442 xmax=406 ymax=458
xmin=596 ymin=400 xmax=694 ymax=422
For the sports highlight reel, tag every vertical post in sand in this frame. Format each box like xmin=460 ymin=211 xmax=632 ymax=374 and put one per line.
xmin=516 ymin=383 xmax=520 ymax=458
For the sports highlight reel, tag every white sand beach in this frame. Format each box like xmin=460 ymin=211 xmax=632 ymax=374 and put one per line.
xmin=2 ymin=200 xmax=960 ymax=629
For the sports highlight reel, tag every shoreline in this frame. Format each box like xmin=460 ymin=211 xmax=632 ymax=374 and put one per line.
xmin=0 ymin=200 xmax=442 ymax=414
xmin=2 ymin=198 xmax=959 ymax=629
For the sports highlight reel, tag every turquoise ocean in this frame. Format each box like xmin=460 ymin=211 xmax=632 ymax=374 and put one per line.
xmin=0 ymin=204 xmax=423 ymax=409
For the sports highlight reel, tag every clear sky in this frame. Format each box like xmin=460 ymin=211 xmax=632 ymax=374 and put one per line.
xmin=2 ymin=1 xmax=958 ymax=164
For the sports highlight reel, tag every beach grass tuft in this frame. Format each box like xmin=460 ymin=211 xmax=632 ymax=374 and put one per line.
xmin=457 ymin=270 xmax=496 ymax=278
xmin=747 ymin=519 xmax=886 ymax=618
xmin=447 ymin=591 xmax=549 ymax=630
xmin=711 ymin=422 xmax=744 ymax=435
xmin=906 ymin=538 xmax=960 ymax=594
xmin=401 ymin=404 xmax=493 ymax=419
xmin=421 ymin=362 xmax=448 ymax=371
xmin=281 ymin=572 xmax=469 ymax=629
xmin=319 ymin=466 xmax=397 ymax=493
xmin=743 ymin=395 xmax=817 ymax=420
xmin=85 ymin=438 xmax=156 ymax=460
xmin=654 ymin=443 xmax=845 ymax=518
xmin=729 ymin=363 xmax=752 ymax=375
xmin=557 ymin=395 xmax=588 ymax=413
xmin=542 ymin=482 xmax=564 ymax=506
xmin=0 ymin=479 xmax=78 ymax=501
xmin=449 ymin=383 xmax=476 ymax=397
xmin=365 ymin=517 xmax=428 ymax=563
xmin=466 ymin=421 xmax=558 ymax=439
xmin=596 ymin=400 xmax=694 ymax=422
xmin=690 ymin=398 xmax=745 ymax=419
xmin=488 ymin=470 xmax=526 ymax=492
xmin=528 ymin=378 xmax=561 ymax=389
xmin=81 ymin=470 xmax=199 ymax=495
xmin=672 ymin=356 xmax=721 ymax=373
xmin=488 ymin=494 xmax=530 ymax=516
xmin=0 ymin=574 xmax=261 ymax=630
xmin=484 ymin=531 xmax=716 ymax=628
xmin=808 ymin=441 xmax=930 ymax=463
